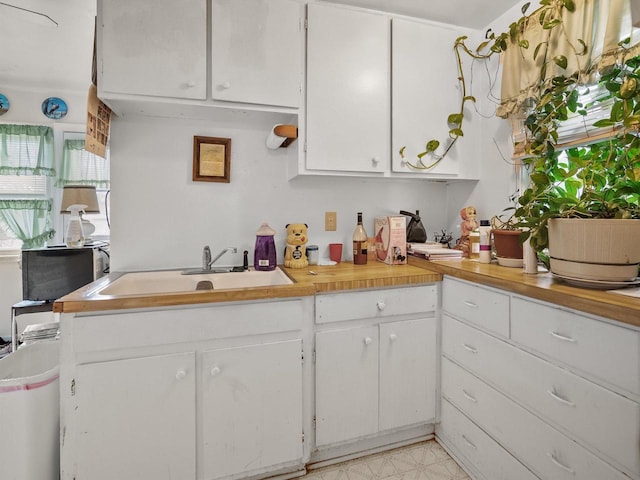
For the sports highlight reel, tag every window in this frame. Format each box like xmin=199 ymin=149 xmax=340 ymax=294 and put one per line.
xmin=57 ymin=135 xmax=110 ymax=240
xmin=0 ymin=124 xmax=55 ymax=248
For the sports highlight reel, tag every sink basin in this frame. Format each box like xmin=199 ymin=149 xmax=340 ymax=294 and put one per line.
xmin=97 ymin=268 xmax=293 ymax=296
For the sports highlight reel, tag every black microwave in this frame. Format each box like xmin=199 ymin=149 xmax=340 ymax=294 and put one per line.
xmin=21 ymin=247 xmax=98 ymax=302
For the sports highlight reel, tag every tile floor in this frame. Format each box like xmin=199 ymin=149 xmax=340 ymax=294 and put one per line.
xmin=305 ymin=440 xmax=470 ymax=480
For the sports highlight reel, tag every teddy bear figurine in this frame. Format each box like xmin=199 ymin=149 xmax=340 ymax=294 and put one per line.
xmin=284 ymin=223 xmax=309 ymax=268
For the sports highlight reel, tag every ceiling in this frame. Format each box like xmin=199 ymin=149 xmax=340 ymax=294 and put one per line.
xmin=0 ymin=0 xmax=521 ymax=94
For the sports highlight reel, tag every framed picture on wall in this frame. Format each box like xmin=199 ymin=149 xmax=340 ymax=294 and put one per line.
xmin=193 ymin=136 xmax=231 ymax=183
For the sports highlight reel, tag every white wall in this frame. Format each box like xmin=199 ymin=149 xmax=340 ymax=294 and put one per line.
xmin=109 ymin=113 xmax=450 ymax=271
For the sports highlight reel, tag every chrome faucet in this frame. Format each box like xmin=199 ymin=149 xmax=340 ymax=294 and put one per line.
xmin=202 ymin=245 xmax=237 ymax=271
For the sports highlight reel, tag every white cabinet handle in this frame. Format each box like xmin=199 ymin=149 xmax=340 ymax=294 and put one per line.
xmin=462 ymin=434 xmax=477 ymax=450
xmin=547 ymin=452 xmax=575 ymax=474
xmin=364 ymin=337 xmax=373 ymax=345
xmin=371 ymin=157 xmax=380 ymax=165
xmin=389 ymin=333 xmax=398 ymax=341
xmin=377 ymin=301 xmax=386 ymax=311
xmin=175 ymin=369 xmax=187 ymax=380
xmin=210 ymin=366 xmax=221 ymax=376
xmin=549 ymin=331 xmax=577 ymax=343
xmin=462 ymin=343 xmax=478 ymax=354
xmin=462 ymin=389 xmax=478 ymax=403
xmin=185 ymin=81 xmax=196 ymax=88
xmin=463 ymin=300 xmax=478 ymax=308
xmin=221 ymin=81 xmax=231 ymax=89
xmin=546 ymin=389 xmax=576 ymax=407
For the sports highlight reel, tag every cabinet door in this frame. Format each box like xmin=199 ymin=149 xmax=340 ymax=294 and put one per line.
xmin=99 ymin=0 xmax=206 ymax=99
xmin=74 ymin=352 xmax=196 ymax=480
xmin=315 ymin=326 xmax=379 ymax=446
xmin=202 ymin=340 xmax=303 ymax=480
xmin=306 ymin=3 xmax=390 ymax=173
xmin=379 ymin=318 xmax=436 ymax=430
xmin=211 ymin=0 xmax=303 ymax=107
xmin=391 ymin=18 xmax=467 ymax=176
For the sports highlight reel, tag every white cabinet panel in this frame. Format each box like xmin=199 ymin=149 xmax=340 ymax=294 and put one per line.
xmin=391 ymin=18 xmax=468 ymax=176
xmin=442 ymin=277 xmax=510 ymax=337
xmin=306 ymin=3 xmax=390 ymax=174
xmin=211 ymin=0 xmax=303 ymax=107
xmin=379 ymin=318 xmax=436 ymax=430
xmin=443 ymin=315 xmax=640 ymax=476
xmin=511 ymin=296 xmax=640 ymax=396
xmin=99 ymin=0 xmax=207 ymax=100
xmin=75 ymin=353 xmax=196 ymax=480
xmin=438 ymin=399 xmax=539 ymax=480
xmin=442 ymin=357 xmax=628 ymax=480
xmin=202 ymin=340 xmax=303 ymax=479
xmin=315 ymin=326 xmax=379 ymax=446
xmin=315 ymin=285 xmax=437 ymax=324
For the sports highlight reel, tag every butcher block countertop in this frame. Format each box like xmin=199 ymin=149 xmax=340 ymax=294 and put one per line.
xmin=54 ymin=258 xmax=640 ymax=328
xmin=408 ymin=256 xmax=640 ymax=328
xmin=53 ymin=262 xmax=440 ymax=314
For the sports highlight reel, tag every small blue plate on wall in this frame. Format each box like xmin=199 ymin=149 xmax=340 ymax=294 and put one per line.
xmin=42 ymin=97 xmax=68 ymax=119
xmin=0 ymin=93 xmax=9 ymax=116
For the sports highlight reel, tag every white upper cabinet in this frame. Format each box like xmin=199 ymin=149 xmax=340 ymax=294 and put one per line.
xmin=211 ymin=0 xmax=304 ymax=107
xmin=391 ymin=18 xmax=469 ymax=177
xmin=98 ymin=0 xmax=207 ymax=100
xmin=305 ymin=3 xmax=390 ymax=174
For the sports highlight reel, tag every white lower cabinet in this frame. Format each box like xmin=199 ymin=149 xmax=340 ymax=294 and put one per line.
xmin=438 ymin=398 xmax=539 ymax=480
xmin=60 ymin=299 xmax=311 ymax=480
xmin=439 ymin=276 xmax=640 ymax=480
xmin=202 ymin=340 xmax=304 ymax=480
xmin=74 ymin=352 xmax=197 ymax=480
xmin=314 ymin=286 xmax=438 ymax=449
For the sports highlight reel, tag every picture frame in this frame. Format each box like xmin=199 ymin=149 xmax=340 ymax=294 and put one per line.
xmin=193 ymin=136 xmax=231 ymax=183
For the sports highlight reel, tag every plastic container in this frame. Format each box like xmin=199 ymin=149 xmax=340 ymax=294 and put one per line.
xmin=65 ymin=204 xmax=86 ymax=248
xmin=479 ymin=220 xmax=491 ymax=264
xmin=307 ymin=245 xmax=319 ymax=265
xmin=469 ymin=229 xmax=480 ymax=260
xmin=0 ymin=340 xmax=60 ymax=480
xmin=254 ymin=223 xmax=277 ymax=271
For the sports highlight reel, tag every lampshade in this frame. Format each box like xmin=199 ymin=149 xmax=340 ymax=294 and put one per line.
xmin=60 ymin=185 xmax=100 ymax=213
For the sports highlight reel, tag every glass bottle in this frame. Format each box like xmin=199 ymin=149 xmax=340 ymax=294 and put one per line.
xmin=353 ymin=212 xmax=368 ymax=265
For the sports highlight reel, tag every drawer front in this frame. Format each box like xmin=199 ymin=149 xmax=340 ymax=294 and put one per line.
xmin=442 ymin=315 xmax=640 ymax=475
xmin=71 ymin=298 xmax=308 ymax=352
xmin=438 ymin=398 xmax=540 ymax=480
xmin=511 ymin=296 xmax=640 ymax=396
xmin=442 ymin=357 xmax=628 ymax=480
xmin=442 ymin=277 xmax=509 ymax=337
xmin=315 ymin=285 xmax=437 ymax=324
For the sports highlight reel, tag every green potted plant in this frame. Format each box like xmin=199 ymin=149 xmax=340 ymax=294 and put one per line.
xmin=415 ymin=1 xmax=640 ymax=282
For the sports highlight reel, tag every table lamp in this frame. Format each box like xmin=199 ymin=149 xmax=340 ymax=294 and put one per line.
xmin=60 ymin=185 xmax=100 ymax=242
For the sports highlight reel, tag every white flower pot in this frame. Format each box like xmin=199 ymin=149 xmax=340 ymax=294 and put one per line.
xmin=548 ymin=218 xmax=640 ymax=281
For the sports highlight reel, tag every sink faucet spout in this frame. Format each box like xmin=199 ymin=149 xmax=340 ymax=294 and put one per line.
xmin=204 ymin=246 xmax=238 ymax=270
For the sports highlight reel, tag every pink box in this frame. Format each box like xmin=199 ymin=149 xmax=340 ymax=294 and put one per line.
xmin=374 ymin=216 xmax=407 ymax=264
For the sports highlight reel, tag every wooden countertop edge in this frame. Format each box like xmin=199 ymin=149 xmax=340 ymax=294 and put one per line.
xmin=53 ymin=263 xmax=441 ymax=314
xmin=408 ymin=256 xmax=640 ymax=328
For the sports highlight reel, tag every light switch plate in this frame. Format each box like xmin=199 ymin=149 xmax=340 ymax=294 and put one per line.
xmin=325 ymin=212 xmax=337 ymax=231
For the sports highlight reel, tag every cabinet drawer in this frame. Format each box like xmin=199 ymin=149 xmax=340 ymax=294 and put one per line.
xmin=511 ymin=296 xmax=640 ymax=396
xmin=72 ymin=299 xmax=307 ymax=352
xmin=438 ymin=398 xmax=539 ymax=480
xmin=442 ymin=315 xmax=640 ymax=475
xmin=442 ymin=277 xmax=509 ymax=337
xmin=315 ymin=285 xmax=436 ymax=324
xmin=442 ymin=357 xmax=628 ymax=480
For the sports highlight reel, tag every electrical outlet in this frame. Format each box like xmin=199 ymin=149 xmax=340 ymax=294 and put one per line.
xmin=325 ymin=211 xmax=337 ymax=231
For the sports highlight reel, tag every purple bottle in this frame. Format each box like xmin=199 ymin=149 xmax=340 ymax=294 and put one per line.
xmin=254 ymin=223 xmax=277 ymax=271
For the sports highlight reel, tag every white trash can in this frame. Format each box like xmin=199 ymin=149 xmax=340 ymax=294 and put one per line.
xmin=0 ymin=340 xmax=60 ymax=480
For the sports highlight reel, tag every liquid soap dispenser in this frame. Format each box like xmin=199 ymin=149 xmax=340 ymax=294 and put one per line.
xmin=254 ymin=223 xmax=276 ymax=271
xmin=65 ymin=204 xmax=86 ymax=248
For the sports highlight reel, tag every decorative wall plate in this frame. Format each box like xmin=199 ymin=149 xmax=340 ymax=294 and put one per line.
xmin=41 ymin=96 xmax=68 ymax=119
xmin=0 ymin=93 xmax=9 ymax=116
